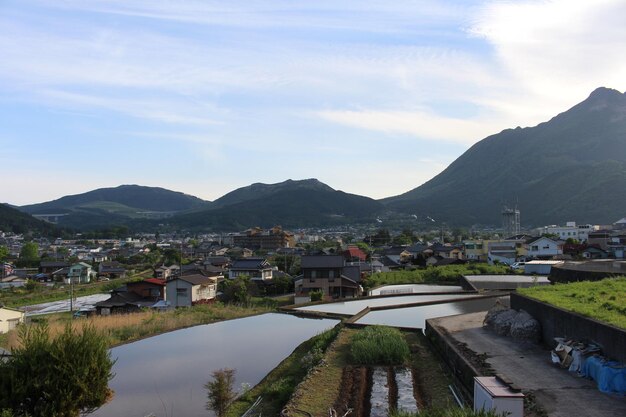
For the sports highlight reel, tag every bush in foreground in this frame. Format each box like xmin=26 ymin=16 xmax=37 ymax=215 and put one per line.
xmin=350 ymin=325 xmax=410 ymax=365
xmin=0 ymin=324 xmax=114 ymax=417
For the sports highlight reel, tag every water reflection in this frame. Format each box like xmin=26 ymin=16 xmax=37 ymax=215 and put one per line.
xmin=90 ymin=313 xmax=337 ymax=417
xmin=296 ymin=293 xmax=481 ymax=316
xmin=368 ymin=284 xmax=464 ymax=296
xmin=355 ymin=296 xmax=509 ymax=329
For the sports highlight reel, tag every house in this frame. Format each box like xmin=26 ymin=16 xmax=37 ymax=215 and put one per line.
xmin=66 ymin=262 xmax=94 ymax=284
xmin=155 ymin=265 xmax=175 ymax=279
xmin=95 ymin=278 xmax=167 ymax=315
xmin=294 ymin=255 xmax=362 ymax=302
xmin=98 ymin=261 xmax=127 ymax=279
xmin=39 ymin=261 xmax=69 ymax=275
xmin=525 ymin=236 xmax=563 ymax=259
xmin=430 ymin=243 xmax=464 ymax=260
xmin=582 ymin=246 xmax=610 ymax=259
xmin=229 ymin=258 xmax=273 ymax=281
xmin=165 ymin=274 xmax=217 ymax=307
xmin=0 ymin=306 xmax=24 ymax=333
xmin=382 ymin=247 xmax=412 ymax=264
xmin=342 ymin=246 xmax=367 ymax=262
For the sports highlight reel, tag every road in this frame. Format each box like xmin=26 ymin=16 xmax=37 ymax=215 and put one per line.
xmin=20 ymin=293 xmax=110 ymax=316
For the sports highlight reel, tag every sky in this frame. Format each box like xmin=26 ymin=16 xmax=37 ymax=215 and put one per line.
xmin=1 ymin=0 xmax=625 ymax=205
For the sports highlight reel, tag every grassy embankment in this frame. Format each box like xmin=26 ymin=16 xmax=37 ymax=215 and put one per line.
xmin=1 ymin=298 xmax=289 ymax=350
xmin=286 ymin=326 xmax=457 ymax=416
xmin=364 ymin=264 xmax=512 ymax=290
xmin=226 ymin=325 xmax=341 ymax=417
xmin=0 ymin=269 xmax=153 ymax=308
xmin=518 ymin=277 xmax=626 ymax=329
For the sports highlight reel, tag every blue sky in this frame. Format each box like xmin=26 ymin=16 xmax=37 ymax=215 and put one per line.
xmin=1 ymin=0 xmax=625 ymax=205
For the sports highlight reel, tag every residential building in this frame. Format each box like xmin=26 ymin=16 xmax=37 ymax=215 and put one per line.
xmin=0 ymin=306 xmax=25 ymax=333
xmin=295 ymin=255 xmax=362 ymax=302
xmin=232 ymin=226 xmax=295 ymax=250
xmin=98 ymin=261 xmax=127 ymax=279
xmin=166 ymin=274 xmax=217 ymax=307
xmin=342 ymin=245 xmax=367 ymax=262
xmin=66 ymin=262 xmax=94 ymax=284
xmin=229 ymin=258 xmax=273 ymax=281
xmin=535 ymin=222 xmax=598 ymax=242
xmin=525 ymin=236 xmax=563 ymax=259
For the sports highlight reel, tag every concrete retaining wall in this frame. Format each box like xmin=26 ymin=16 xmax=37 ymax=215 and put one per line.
xmin=511 ymin=293 xmax=626 ymax=363
xmin=424 ymin=320 xmax=483 ymax=402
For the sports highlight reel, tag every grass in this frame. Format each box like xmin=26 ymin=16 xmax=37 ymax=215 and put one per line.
xmin=405 ymin=332 xmax=455 ymax=409
xmin=2 ymin=302 xmax=275 ymax=350
xmin=286 ymin=328 xmax=457 ymax=416
xmin=0 ymin=269 xmax=152 ymax=308
xmin=226 ymin=325 xmax=341 ymax=417
xmin=390 ymin=408 xmax=508 ymax=417
xmin=350 ymin=325 xmax=410 ymax=365
xmin=518 ymin=277 xmax=626 ymax=329
xmin=364 ymin=264 xmax=512 ymax=290
xmin=286 ymin=328 xmax=356 ymax=416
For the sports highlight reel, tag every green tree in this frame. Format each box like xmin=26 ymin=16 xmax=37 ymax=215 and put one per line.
xmin=222 ymin=276 xmax=252 ymax=304
xmin=0 ymin=324 xmax=114 ymax=417
xmin=17 ymin=242 xmax=39 ymax=267
xmin=205 ymin=368 xmax=236 ymax=417
xmin=0 ymin=245 xmax=8 ymax=262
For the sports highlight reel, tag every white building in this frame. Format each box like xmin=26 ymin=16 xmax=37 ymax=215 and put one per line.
xmin=0 ymin=306 xmax=24 ymax=334
xmin=535 ymin=222 xmax=597 ymax=242
xmin=525 ymin=236 xmax=563 ymax=258
xmin=165 ymin=274 xmax=217 ymax=307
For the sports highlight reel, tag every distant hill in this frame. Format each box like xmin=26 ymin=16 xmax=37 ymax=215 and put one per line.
xmin=383 ymin=87 xmax=626 ymax=226
xmin=20 ymin=185 xmax=209 ymax=230
xmin=211 ymin=178 xmax=334 ymax=208
xmin=0 ymin=204 xmax=57 ymax=235
xmin=168 ymin=179 xmax=383 ymax=230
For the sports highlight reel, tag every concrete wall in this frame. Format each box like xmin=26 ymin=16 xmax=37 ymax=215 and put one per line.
xmin=425 ymin=320 xmax=484 ymax=402
xmin=511 ymin=293 xmax=626 ymax=363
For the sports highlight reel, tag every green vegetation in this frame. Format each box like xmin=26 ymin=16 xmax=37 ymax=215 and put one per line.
xmin=226 ymin=325 xmax=341 ymax=417
xmin=350 ymin=325 xmax=410 ymax=365
xmin=286 ymin=328 xmax=355 ymax=415
xmin=0 ymin=270 xmax=152 ymax=308
xmin=0 ymin=204 xmax=57 ymax=236
xmin=2 ymin=303 xmax=276 ymax=350
xmin=518 ymin=277 xmax=626 ymax=329
xmin=0 ymin=324 xmax=114 ymax=417
xmin=390 ymin=408 xmax=508 ymax=417
xmin=364 ymin=264 xmax=511 ymax=290
xmin=206 ymin=368 xmax=237 ymax=417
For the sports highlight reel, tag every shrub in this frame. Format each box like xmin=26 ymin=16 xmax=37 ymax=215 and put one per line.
xmin=0 ymin=324 xmax=114 ymax=417
xmin=205 ymin=368 xmax=237 ymax=417
xmin=350 ymin=326 xmax=410 ymax=365
xmin=310 ymin=289 xmax=324 ymax=302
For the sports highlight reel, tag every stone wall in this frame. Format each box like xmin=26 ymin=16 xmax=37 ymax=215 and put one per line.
xmin=511 ymin=293 xmax=626 ymax=363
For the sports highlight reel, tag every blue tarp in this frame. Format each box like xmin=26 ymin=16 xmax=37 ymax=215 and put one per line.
xmin=581 ymin=355 xmax=626 ymax=395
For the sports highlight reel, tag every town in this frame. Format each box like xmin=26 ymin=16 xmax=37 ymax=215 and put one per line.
xmin=1 ymin=213 xmax=625 ymax=417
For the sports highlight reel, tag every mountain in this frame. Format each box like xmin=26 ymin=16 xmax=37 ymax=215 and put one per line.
xmin=20 ymin=185 xmax=209 ymax=229
xmin=0 ymin=204 xmax=57 ymax=235
xmin=383 ymin=87 xmax=626 ymax=226
xmin=168 ymin=179 xmax=383 ymax=230
xmin=211 ymin=178 xmax=334 ymax=208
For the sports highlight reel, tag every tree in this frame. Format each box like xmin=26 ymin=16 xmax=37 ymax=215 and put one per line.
xmin=205 ymin=368 xmax=236 ymax=417
xmin=17 ymin=242 xmax=39 ymax=267
xmin=0 ymin=324 xmax=114 ymax=417
xmin=221 ymin=276 xmax=252 ymax=304
xmin=0 ymin=245 xmax=8 ymax=262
